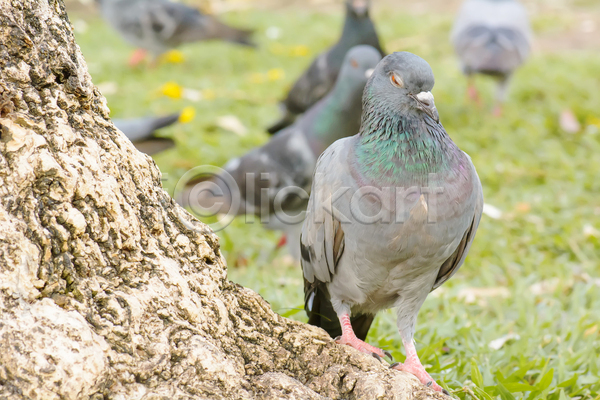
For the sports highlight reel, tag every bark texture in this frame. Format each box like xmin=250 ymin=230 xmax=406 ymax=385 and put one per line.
xmin=0 ymin=1 xmax=443 ymax=399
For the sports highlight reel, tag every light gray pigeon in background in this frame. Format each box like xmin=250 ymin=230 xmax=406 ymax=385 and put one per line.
xmin=96 ymin=0 xmax=254 ymax=66
xmin=180 ymin=45 xmax=382 ymax=259
xmin=300 ymin=52 xmax=483 ymax=393
xmin=115 ymin=113 xmax=180 ymax=155
xmin=451 ymin=0 xmax=532 ymax=115
xmin=266 ymin=0 xmax=385 ymax=134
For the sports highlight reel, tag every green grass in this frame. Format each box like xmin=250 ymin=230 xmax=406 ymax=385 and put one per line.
xmin=70 ymin=3 xmax=600 ymax=399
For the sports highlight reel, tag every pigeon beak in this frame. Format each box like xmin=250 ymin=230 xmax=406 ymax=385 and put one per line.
xmin=365 ymin=68 xmax=374 ymax=78
xmin=411 ymin=91 xmax=439 ymax=123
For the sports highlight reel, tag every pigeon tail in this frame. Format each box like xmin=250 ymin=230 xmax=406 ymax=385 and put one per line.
xmin=133 ymin=138 xmax=175 ymax=155
xmin=149 ymin=113 xmax=181 ymax=131
xmin=178 ymin=173 xmax=237 ymax=216
xmin=218 ymin=24 xmax=255 ymax=47
xmin=304 ymin=279 xmax=374 ymax=341
xmin=266 ymin=108 xmax=297 ymax=135
xmin=190 ymin=18 xmax=255 ymax=47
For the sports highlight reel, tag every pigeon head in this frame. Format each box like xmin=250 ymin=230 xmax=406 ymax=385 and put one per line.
xmin=337 ymin=45 xmax=382 ymax=89
xmin=364 ymin=52 xmax=439 ymax=123
xmin=346 ymin=0 xmax=371 ymax=18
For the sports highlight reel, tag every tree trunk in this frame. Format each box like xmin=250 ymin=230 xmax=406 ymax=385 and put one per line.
xmin=0 ymin=1 xmax=442 ymax=399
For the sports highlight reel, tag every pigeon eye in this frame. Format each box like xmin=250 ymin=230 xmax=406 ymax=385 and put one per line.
xmin=350 ymin=59 xmax=358 ymax=68
xmin=390 ymin=74 xmax=404 ymax=88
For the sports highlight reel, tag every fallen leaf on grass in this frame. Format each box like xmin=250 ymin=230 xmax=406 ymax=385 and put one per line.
xmin=584 ymin=325 xmax=598 ymax=337
xmin=182 ymin=88 xmax=202 ymax=102
xmin=217 ymin=115 xmax=247 ymax=136
xmin=266 ymin=26 xmax=281 ymax=40
xmin=97 ymin=81 xmax=118 ymax=96
xmin=457 ymin=287 xmax=510 ymax=305
xmin=489 ymin=333 xmax=520 ymax=350
xmin=529 ymin=278 xmax=560 ymax=295
xmin=583 ymin=224 xmax=599 ymax=238
xmin=559 ymin=109 xmax=581 ymax=134
xmin=482 ymin=203 xmax=502 ymax=219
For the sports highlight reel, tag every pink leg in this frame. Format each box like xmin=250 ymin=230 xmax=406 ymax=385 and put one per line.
xmin=128 ymin=48 xmax=147 ymax=67
xmin=467 ymin=84 xmax=481 ymax=106
xmin=336 ymin=314 xmax=386 ymax=358
xmin=492 ymin=103 xmax=503 ymax=117
xmin=392 ymin=339 xmax=446 ymax=393
xmin=276 ymin=235 xmax=287 ymax=249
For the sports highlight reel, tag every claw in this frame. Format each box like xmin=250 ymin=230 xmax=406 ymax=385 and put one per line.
xmin=442 ymin=389 xmax=450 ymax=396
xmin=383 ymin=350 xmax=393 ymax=361
xmin=372 ymin=352 xmax=383 ymax=362
xmin=334 ymin=336 xmax=342 ymax=342
xmin=426 ymin=381 xmax=432 ymax=387
xmin=390 ymin=362 xmax=400 ymax=369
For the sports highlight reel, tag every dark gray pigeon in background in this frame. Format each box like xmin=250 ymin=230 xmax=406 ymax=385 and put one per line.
xmin=300 ymin=52 xmax=483 ymax=393
xmin=96 ymin=0 xmax=254 ymax=66
xmin=180 ymin=46 xmax=382 ymax=258
xmin=266 ymin=0 xmax=385 ymax=134
xmin=115 ymin=113 xmax=180 ymax=155
xmin=451 ymin=0 xmax=532 ymax=115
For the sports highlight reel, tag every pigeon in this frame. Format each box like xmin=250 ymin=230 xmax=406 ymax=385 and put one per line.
xmin=115 ymin=113 xmax=180 ymax=155
xmin=451 ymin=0 xmax=532 ymax=115
xmin=266 ymin=0 xmax=385 ymax=134
xmin=96 ymin=0 xmax=254 ymax=66
xmin=180 ymin=45 xmax=382 ymax=258
xmin=300 ymin=52 xmax=483 ymax=393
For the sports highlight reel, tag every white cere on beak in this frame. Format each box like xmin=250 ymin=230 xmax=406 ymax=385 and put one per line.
xmin=365 ymin=68 xmax=374 ymax=78
xmin=416 ymin=91 xmax=435 ymax=106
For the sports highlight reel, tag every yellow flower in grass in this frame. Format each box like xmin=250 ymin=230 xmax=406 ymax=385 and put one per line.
xmin=160 ymin=82 xmax=183 ymax=99
xmin=250 ymin=73 xmax=266 ymax=84
xmin=587 ymin=116 xmax=600 ymax=128
xmin=268 ymin=43 xmax=286 ymax=55
xmin=202 ymin=89 xmax=216 ymax=101
xmin=267 ymin=68 xmax=285 ymax=81
xmin=161 ymin=50 xmax=185 ymax=64
xmin=178 ymin=106 xmax=196 ymax=123
xmin=289 ymin=45 xmax=309 ymax=57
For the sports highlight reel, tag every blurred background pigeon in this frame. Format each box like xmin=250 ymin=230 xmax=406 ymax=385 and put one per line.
xmin=451 ymin=0 xmax=532 ymax=115
xmin=300 ymin=52 xmax=482 ymax=393
xmin=180 ymin=45 xmax=382 ymax=258
xmin=115 ymin=113 xmax=180 ymax=155
xmin=96 ymin=0 xmax=254 ymax=66
xmin=266 ymin=0 xmax=385 ymax=134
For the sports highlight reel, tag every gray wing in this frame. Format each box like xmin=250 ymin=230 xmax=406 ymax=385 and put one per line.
xmin=103 ymin=0 xmax=225 ymax=51
xmin=283 ymin=51 xmax=336 ymax=115
xmin=432 ymin=157 xmax=483 ymax=290
xmin=300 ymin=137 xmax=354 ymax=284
xmin=451 ymin=0 xmax=532 ymax=74
xmin=152 ymin=1 xmax=253 ymax=47
xmin=229 ymin=129 xmax=317 ymax=216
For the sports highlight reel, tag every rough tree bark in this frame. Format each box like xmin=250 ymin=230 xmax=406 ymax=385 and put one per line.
xmin=0 ymin=1 xmax=444 ymax=399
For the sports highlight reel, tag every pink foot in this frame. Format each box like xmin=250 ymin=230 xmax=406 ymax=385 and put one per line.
xmin=391 ymin=339 xmax=448 ymax=395
xmin=128 ymin=48 xmax=147 ymax=67
xmin=336 ymin=314 xmax=388 ymax=359
xmin=392 ymin=361 xmax=444 ymax=393
xmin=467 ymin=84 xmax=481 ymax=106
xmin=336 ymin=333 xmax=386 ymax=358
